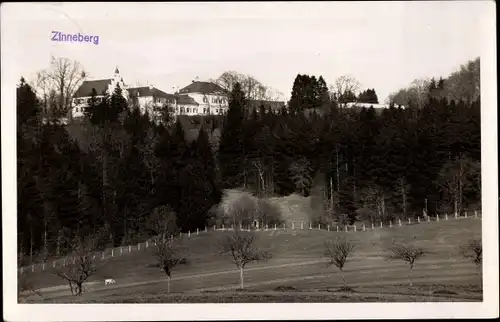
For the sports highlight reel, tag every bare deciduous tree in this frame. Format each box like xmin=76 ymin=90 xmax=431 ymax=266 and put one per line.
xmin=329 ymin=75 xmax=361 ymax=106
xmin=153 ymin=238 xmax=189 ymax=293
xmin=435 ymin=157 xmax=480 ymax=216
xmin=387 ymin=242 xmax=430 ymax=287
xmin=52 ymin=234 xmax=105 ymax=296
xmin=210 ymin=71 xmax=274 ymax=104
xmin=324 ymin=238 xmax=356 ymax=288
xmin=147 ymin=205 xmax=178 ymax=242
xmin=459 ymin=238 xmax=482 ymax=267
xmin=219 ymin=230 xmax=272 ymax=290
xmin=34 ymin=56 xmax=86 ymax=118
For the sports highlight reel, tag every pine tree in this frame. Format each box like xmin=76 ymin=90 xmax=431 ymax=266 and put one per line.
xmin=218 ymin=82 xmax=247 ymax=188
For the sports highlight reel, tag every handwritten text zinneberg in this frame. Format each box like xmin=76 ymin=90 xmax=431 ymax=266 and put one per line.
xmin=51 ymin=31 xmax=99 ymax=45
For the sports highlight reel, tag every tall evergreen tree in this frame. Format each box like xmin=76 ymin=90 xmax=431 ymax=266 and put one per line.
xmin=218 ymin=82 xmax=247 ymax=188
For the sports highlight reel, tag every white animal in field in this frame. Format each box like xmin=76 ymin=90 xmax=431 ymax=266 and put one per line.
xmin=104 ymin=278 xmax=116 ymax=286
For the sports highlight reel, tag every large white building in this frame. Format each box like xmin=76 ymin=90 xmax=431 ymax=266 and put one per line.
xmin=71 ymin=68 xmax=172 ymax=119
xmin=72 ymin=71 xmax=285 ymax=120
xmin=72 ymin=67 xmax=129 ymax=118
xmin=175 ymin=81 xmax=229 ymax=116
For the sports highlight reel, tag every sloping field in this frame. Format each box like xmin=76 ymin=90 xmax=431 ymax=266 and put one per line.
xmin=20 ymin=217 xmax=482 ymax=303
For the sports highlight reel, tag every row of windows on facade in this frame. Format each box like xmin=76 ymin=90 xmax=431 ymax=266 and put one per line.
xmin=73 ymin=97 xmax=168 ymax=105
xmin=74 ymin=105 xmax=228 ymax=114
xmin=75 ymin=96 xmax=228 ymax=106
xmin=174 ymin=107 xmax=228 ymax=114
xmin=203 ymin=96 xmax=226 ymax=105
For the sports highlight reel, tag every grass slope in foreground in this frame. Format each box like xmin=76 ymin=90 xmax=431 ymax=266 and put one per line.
xmin=20 ymin=218 xmax=482 ymax=303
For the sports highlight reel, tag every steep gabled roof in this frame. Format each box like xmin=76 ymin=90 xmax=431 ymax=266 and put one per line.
xmin=128 ymin=86 xmax=174 ymax=99
xmin=178 ymin=81 xmax=225 ymax=95
xmin=176 ymin=94 xmax=199 ymax=106
xmin=74 ymin=79 xmax=112 ymax=98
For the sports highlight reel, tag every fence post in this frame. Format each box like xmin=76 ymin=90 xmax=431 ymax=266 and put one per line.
xmin=465 ymin=211 xmax=468 ymax=218
xmin=353 ymin=225 xmax=357 ymax=232
xmin=408 ymin=218 xmax=411 ymax=224
xmin=455 ymin=212 xmax=458 ymax=219
xmin=380 ymin=222 xmax=383 ymax=228
xmin=292 ymin=221 xmax=295 ymax=230
xmin=283 ymin=223 xmax=285 ymax=230
xmin=32 ymin=264 xmax=34 ymax=273
xmin=138 ymin=243 xmax=141 ymax=251
xmin=121 ymin=247 xmax=123 ymax=255
xmin=265 ymin=225 xmax=268 ymax=231
xmin=188 ymin=230 xmax=191 ymax=238
xmin=309 ymin=222 xmax=312 ymax=230
xmin=345 ymin=226 xmax=348 ymax=232
xmin=336 ymin=226 xmax=339 ymax=232
xmin=328 ymin=225 xmax=330 ymax=232
xmin=436 ymin=214 xmax=440 ymax=222
xmin=274 ymin=224 xmax=277 ymax=230
xmin=42 ymin=263 xmax=45 ymax=271
xmin=390 ymin=220 xmax=393 ymax=228
xmin=112 ymin=249 xmax=114 ymax=257
xmin=398 ymin=219 xmax=401 ymax=226
xmin=417 ymin=217 xmax=420 ymax=223
xmin=205 ymin=226 xmax=207 ymax=232
xmin=318 ymin=224 xmax=321 ymax=231
xmin=213 ymin=225 xmax=216 ymax=231
xmin=445 ymin=213 xmax=448 ymax=220
xmin=301 ymin=222 xmax=304 ymax=230
xmin=427 ymin=215 xmax=431 ymax=222
xmin=129 ymin=245 xmax=132 ymax=253
xmin=474 ymin=210 xmax=478 ymax=219
xmin=146 ymin=241 xmax=149 ymax=248
xmin=371 ymin=222 xmax=374 ymax=230
xmin=197 ymin=228 xmax=199 ymax=235
xmin=53 ymin=261 xmax=56 ymax=268
xmin=222 ymin=224 xmax=225 ymax=231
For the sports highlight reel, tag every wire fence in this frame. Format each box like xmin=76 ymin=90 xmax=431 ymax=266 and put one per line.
xmin=17 ymin=210 xmax=481 ymax=275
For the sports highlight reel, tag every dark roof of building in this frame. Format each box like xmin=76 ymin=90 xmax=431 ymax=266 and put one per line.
xmin=176 ymin=94 xmax=199 ymax=106
xmin=128 ymin=86 xmax=174 ymax=99
xmin=74 ymin=79 xmax=112 ymax=98
xmin=178 ymin=81 xmax=225 ymax=95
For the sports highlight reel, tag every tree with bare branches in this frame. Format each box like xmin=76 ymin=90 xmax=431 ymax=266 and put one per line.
xmin=147 ymin=205 xmax=178 ymax=242
xmin=52 ymin=233 xmax=105 ymax=296
xmin=34 ymin=56 xmax=86 ymax=118
xmin=459 ymin=238 xmax=482 ymax=267
xmin=219 ymin=230 xmax=272 ymax=290
xmin=329 ymin=75 xmax=361 ymax=106
xmin=387 ymin=242 xmax=430 ymax=287
xmin=153 ymin=238 xmax=189 ymax=293
xmin=210 ymin=71 xmax=278 ymax=107
xmin=324 ymin=238 xmax=356 ymax=288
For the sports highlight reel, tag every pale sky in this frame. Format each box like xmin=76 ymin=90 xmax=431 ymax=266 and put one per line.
xmin=1 ymin=2 xmax=492 ymax=102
